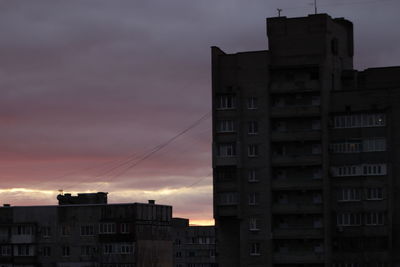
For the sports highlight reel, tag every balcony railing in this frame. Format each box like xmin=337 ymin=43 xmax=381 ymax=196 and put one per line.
xmin=272 ymin=155 xmax=322 ymax=167
xmin=272 ymin=178 xmax=322 ymax=190
xmin=271 ymin=130 xmax=321 ymax=142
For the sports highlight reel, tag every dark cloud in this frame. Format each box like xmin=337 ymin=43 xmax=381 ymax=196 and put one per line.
xmin=0 ymin=0 xmax=399 ymax=222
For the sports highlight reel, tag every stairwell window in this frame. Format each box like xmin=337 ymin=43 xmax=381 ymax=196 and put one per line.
xmin=248 ymin=121 xmax=259 ymax=135
xmin=248 ymin=169 xmax=258 ymax=182
xmin=216 ymin=94 xmax=236 ymax=110
xmin=248 ymin=145 xmax=259 ymax=157
xmin=250 ymin=242 xmax=261 ymax=256
xmin=247 ymin=97 xmax=258 ymax=109
xmin=249 ymin=218 xmax=259 ymax=231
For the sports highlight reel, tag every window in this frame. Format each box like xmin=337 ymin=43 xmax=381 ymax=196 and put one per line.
xmin=216 ymin=94 xmax=236 ymax=110
xmin=218 ymin=192 xmax=238 ymax=205
xmin=331 ymin=164 xmax=387 ymax=177
xmin=333 ymin=113 xmax=386 ymax=128
xmin=80 ymin=224 xmax=95 ymax=236
xmin=81 ymin=245 xmax=94 ymax=256
xmin=250 ymin=242 xmax=260 ymax=256
xmin=217 ymin=143 xmax=236 ymax=157
xmin=248 ymin=121 xmax=258 ymax=134
xmin=313 ymin=168 xmax=322 ymax=179
xmin=312 ymin=119 xmax=321 ymax=130
xmin=248 ymin=193 xmax=259 ymax=206
xmin=120 ymin=243 xmax=134 ymax=254
xmin=0 ymin=245 xmax=11 ymax=256
xmin=99 ymin=223 xmax=116 ymax=234
xmin=336 ymin=213 xmax=362 ymax=226
xmin=331 ymin=140 xmax=362 ymax=153
xmin=42 ymin=246 xmax=51 ymax=257
xmin=62 ymin=246 xmax=70 ymax=257
xmin=249 ymin=218 xmax=259 ymax=231
xmin=366 ymin=188 xmax=384 ymax=200
xmin=61 ymin=225 xmax=70 ymax=236
xmin=363 ymin=138 xmax=386 ymax=152
xmin=42 ymin=226 xmax=51 ymax=237
xmin=247 ymin=97 xmax=258 ymax=109
xmin=312 ymin=144 xmax=322 ymax=154
xmin=365 ymin=212 xmax=385 ymax=226
xmin=337 ymin=188 xmax=361 ymax=202
xmin=216 ymin=120 xmax=235 ymax=133
xmin=247 ymin=144 xmax=259 ymax=157
xmin=15 ymin=225 xmax=33 ymax=235
xmin=248 ymin=169 xmax=258 ymax=182
xmin=311 ymin=95 xmax=321 ymax=106
xmin=16 ymin=245 xmax=32 ymax=256
xmin=120 ymin=223 xmax=130 ymax=234
xmin=215 ymin=166 xmax=236 ymax=182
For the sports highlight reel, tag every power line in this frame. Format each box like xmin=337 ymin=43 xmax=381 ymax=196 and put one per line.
xmin=63 ymin=111 xmax=211 ymax=191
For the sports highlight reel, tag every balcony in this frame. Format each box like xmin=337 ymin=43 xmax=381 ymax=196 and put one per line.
xmin=273 ymin=252 xmax=324 ymax=264
xmin=272 ymin=155 xmax=322 ymax=167
xmin=270 ymin=80 xmax=320 ymax=94
xmin=214 ymin=156 xmax=238 ymax=167
xmin=271 ymin=130 xmax=321 ymax=142
xmin=335 ymin=226 xmax=388 ymax=236
xmin=11 ymin=234 xmax=35 ymax=244
xmin=272 ymin=203 xmax=323 ymax=214
xmin=273 ymin=228 xmax=323 ymax=239
xmin=271 ymin=106 xmax=320 ymax=118
xmin=272 ymin=179 xmax=322 ymax=190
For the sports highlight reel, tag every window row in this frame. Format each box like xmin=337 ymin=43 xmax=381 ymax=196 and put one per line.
xmin=330 ymin=138 xmax=386 ymax=153
xmin=39 ymin=223 xmax=131 ymax=237
xmin=216 ymin=95 xmax=258 ymax=110
xmin=216 ymin=143 xmax=260 ymax=157
xmin=216 ymin=120 xmax=259 ymax=134
xmin=333 ymin=263 xmax=387 ymax=267
xmin=337 ymin=188 xmax=384 ymax=202
xmin=333 ymin=113 xmax=386 ymax=128
xmin=331 ymin=164 xmax=387 ymax=177
xmin=336 ymin=212 xmax=385 ymax=226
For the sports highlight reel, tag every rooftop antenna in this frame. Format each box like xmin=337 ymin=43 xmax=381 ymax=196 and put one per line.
xmin=277 ymin=8 xmax=283 ymax=17
xmin=314 ymin=0 xmax=318 ymax=14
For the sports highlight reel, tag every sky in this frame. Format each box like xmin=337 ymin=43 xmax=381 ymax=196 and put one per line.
xmin=1 ymin=0 xmax=400 ymax=225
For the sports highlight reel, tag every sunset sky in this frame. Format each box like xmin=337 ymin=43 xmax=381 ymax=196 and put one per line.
xmin=1 ymin=0 xmax=400 ymax=225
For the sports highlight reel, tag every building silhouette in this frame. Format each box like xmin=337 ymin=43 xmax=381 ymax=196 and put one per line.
xmin=172 ymin=218 xmax=217 ymax=267
xmin=212 ymin=14 xmax=400 ymax=267
xmin=0 ymin=193 xmax=173 ymax=267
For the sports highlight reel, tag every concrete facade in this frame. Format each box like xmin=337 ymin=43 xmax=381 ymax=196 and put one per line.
xmin=212 ymin=14 xmax=400 ymax=267
xmin=172 ymin=218 xmax=217 ymax=267
xmin=0 ymin=193 xmax=173 ymax=267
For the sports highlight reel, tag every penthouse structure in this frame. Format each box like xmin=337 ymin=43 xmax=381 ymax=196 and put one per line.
xmin=212 ymin=14 xmax=400 ymax=267
xmin=0 ymin=193 xmax=173 ymax=267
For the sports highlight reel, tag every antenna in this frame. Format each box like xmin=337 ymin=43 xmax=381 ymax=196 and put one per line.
xmin=314 ymin=0 xmax=318 ymax=14
xmin=277 ymin=8 xmax=283 ymax=17
xmin=58 ymin=189 xmax=64 ymax=195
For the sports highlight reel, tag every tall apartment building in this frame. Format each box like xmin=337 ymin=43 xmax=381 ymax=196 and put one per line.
xmin=0 ymin=193 xmax=173 ymax=267
xmin=172 ymin=218 xmax=217 ymax=267
xmin=212 ymin=14 xmax=400 ymax=267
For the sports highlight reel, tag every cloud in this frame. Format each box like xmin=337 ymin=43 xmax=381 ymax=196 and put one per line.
xmin=0 ymin=0 xmax=399 ymax=223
